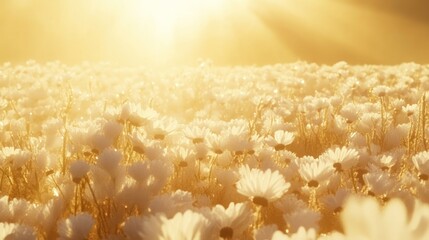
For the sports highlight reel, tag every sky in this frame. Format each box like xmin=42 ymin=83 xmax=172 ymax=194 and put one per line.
xmin=1 ymin=0 xmax=429 ymax=67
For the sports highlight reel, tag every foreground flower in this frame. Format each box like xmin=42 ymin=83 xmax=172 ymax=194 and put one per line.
xmin=57 ymin=213 xmax=94 ymax=240
xmin=236 ymin=165 xmax=290 ymax=206
xmin=207 ymin=202 xmax=253 ymax=239
xmin=124 ymin=210 xmax=211 ymax=240
xmin=272 ymin=226 xmax=317 ymax=240
xmin=0 ymin=222 xmax=36 ymax=240
xmin=341 ymin=196 xmax=429 ymax=240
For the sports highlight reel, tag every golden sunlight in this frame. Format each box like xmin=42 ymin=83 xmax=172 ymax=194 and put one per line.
xmin=3 ymin=1 xmax=429 ymax=239
xmin=0 ymin=0 xmax=428 ymax=66
xmin=129 ymin=0 xmax=228 ymax=64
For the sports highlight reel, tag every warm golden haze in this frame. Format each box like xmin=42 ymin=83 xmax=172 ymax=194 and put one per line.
xmin=1 ymin=0 xmax=429 ymax=67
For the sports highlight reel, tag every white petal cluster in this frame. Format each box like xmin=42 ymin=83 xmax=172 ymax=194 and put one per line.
xmin=1 ymin=62 xmax=429 ymax=239
xmin=236 ymin=165 xmax=291 ymax=203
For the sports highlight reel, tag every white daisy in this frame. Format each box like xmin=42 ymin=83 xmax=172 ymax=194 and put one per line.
xmin=266 ymin=130 xmax=295 ymax=151
xmin=97 ymin=148 xmax=122 ymax=177
xmin=57 ymin=213 xmax=94 ymax=240
xmin=148 ymin=190 xmax=194 ymax=218
xmin=284 ymin=208 xmax=321 ymax=233
xmin=363 ymin=171 xmax=397 ymax=197
xmin=142 ymin=210 xmax=211 ymax=240
xmin=272 ymin=226 xmax=317 ymax=240
xmin=320 ymin=146 xmax=359 ymax=172
xmin=236 ymin=165 xmax=290 ymax=206
xmin=208 ymin=202 xmax=253 ymax=239
xmin=412 ymin=151 xmax=429 ymax=181
xmin=69 ymin=160 xmax=90 ymax=183
xmin=298 ymin=159 xmax=333 ymax=188
xmin=0 ymin=222 xmax=36 ymax=240
xmin=341 ymin=196 xmax=429 ymax=240
xmin=254 ymin=224 xmax=278 ymax=240
xmin=321 ymin=189 xmax=351 ymax=214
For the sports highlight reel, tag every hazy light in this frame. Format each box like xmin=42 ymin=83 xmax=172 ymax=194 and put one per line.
xmin=0 ymin=0 xmax=429 ymax=67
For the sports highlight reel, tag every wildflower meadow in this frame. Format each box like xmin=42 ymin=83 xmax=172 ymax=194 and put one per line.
xmin=1 ymin=60 xmax=429 ymax=239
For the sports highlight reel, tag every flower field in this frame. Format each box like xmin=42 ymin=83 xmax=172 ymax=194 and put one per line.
xmin=1 ymin=60 xmax=429 ymax=239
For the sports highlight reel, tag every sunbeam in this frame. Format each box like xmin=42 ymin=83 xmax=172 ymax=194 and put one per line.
xmin=1 ymin=0 xmax=429 ymax=66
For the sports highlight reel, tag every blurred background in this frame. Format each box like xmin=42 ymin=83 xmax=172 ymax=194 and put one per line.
xmin=1 ymin=0 xmax=429 ymax=67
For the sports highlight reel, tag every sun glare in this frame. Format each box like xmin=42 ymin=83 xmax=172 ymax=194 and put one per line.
xmin=3 ymin=0 xmax=429 ymax=239
xmin=114 ymin=0 xmax=231 ymax=66
xmin=135 ymin=0 xmax=225 ymax=45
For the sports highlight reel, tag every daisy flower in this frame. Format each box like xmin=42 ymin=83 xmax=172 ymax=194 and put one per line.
xmin=274 ymin=194 xmax=307 ymax=216
xmin=340 ymin=103 xmax=359 ymax=124
xmin=224 ymin=131 xmax=250 ymax=155
xmin=254 ymin=224 xmax=278 ymax=240
xmin=402 ymin=104 xmax=418 ymax=117
xmin=97 ymin=148 xmax=122 ymax=177
xmin=184 ymin=125 xmax=210 ymax=144
xmin=321 ymin=189 xmax=351 ymax=214
xmin=148 ymin=117 xmax=177 ymax=141
xmin=57 ymin=213 xmax=94 ymax=240
xmin=0 ymin=222 xmax=15 ymax=240
xmin=320 ymin=146 xmax=359 ymax=172
xmin=372 ymin=152 xmax=401 ymax=171
xmin=372 ymin=85 xmax=391 ymax=97
xmin=363 ymin=171 xmax=397 ymax=197
xmin=206 ymin=133 xmax=228 ymax=155
xmin=142 ymin=210 xmax=211 ymax=240
xmin=102 ymin=120 xmax=123 ymax=140
xmin=0 ymin=222 xmax=36 ymax=240
xmin=298 ymin=159 xmax=333 ymax=188
xmin=272 ymin=226 xmax=317 ymax=240
xmin=208 ymin=202 xmax=253 ymax=239
xmin=148 ymin=190 xmax=194 ymax=218
xmin=284 ymin=208 xmax=321 ymax=233
xmin=69 ymin=160 xmax=90 ymax=184
xmin=412 ymin=151 xmax=429 ymax=181
xmin=236 ymin=165 xmax=291 ymax=206
xmin=341 ymin=196 xmax=429 ymax=240
xmin=119 ymin=102 xmax=155 ymax=127
xmin=266 ymin=130 xmax=295 ymax=151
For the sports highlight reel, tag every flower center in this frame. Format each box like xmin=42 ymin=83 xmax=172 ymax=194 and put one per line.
xmin=192 ymin=138 xmax=204 ymax=144
xmin=133 ymin=146 xmax=145 ymax=154
xmin=419 ymin=173 xmax=428 ymax=181
xmin=154 ymin=134 xmax=165 ymax=140
xmin=214 ymin=149 xmax=223 ymax=155
xmin=235 ymin=151 xmax=244 ymax=155
xmin=381 ymin=166 xmax=389 ymax=171
xmin=307 ymin=180 xmax=319 ymax=188
xmin=333 ymin=206 xmax=343 ymax=214
xmin=72 ymin=177 xmax=82 ymax=184
xmin=252 ymin=196 xmax=268 ymax=207
xmin=179 ymin=161 xmax=188 ymax=168
xmin=333 ymin=162 xmax=343 ymax=172
xmin=219 ymin=227 xmax=234 ymax=239
xmin=274 ymin=144 xmax=286 ymax=151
